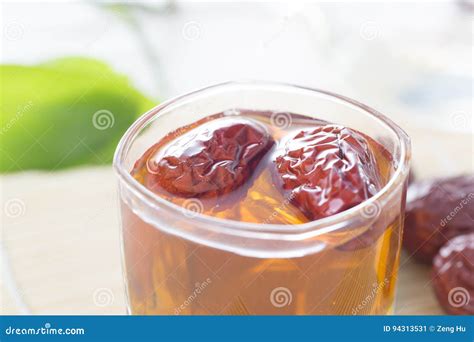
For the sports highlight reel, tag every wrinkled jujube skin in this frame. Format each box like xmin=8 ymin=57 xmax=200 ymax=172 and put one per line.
xmin=141 ymin=117 xmax=274 ymax=198
xmin=131 ymin=112 xmax=395 ymax=251
xmin=273 ymin=125 xmax=382 ymax=221
xmin=403 ymin=175 xmax=474 ymax=263
xmin=432 ymin=233 xmax=474 ymax=315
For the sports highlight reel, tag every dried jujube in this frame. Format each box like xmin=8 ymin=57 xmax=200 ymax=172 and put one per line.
xmin=273 ymin=125 xmax=382 ymax=221
xmin=432 ymin=233 xmax=474 ymax=315
xmin=403 ymin=175 xmax=474 ymax=263
xmin=143 ymin=117 xmax=274 ymax=198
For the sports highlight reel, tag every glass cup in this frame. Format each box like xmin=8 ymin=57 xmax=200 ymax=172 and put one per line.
xmin=113 ymin=81 xmax=411 ymax=315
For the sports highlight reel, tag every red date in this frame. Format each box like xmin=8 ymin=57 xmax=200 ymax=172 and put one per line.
xmin=142 ymin=117 xmax=274 ymax=198
xmin=403 ymin=175 xmax=474 ymax=263
xmin=273 ymin=124 xmax=382 ymax=221
xmin=432 ymin=233 xmax=474 ymax=315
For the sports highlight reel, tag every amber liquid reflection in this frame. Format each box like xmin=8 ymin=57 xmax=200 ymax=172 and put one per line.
xmin=121 ymin=111 xmax=404 ymax=315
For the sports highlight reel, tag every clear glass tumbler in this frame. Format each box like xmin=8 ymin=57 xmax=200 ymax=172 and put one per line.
xmin=113 ymin=81 xmax=411 ymax=315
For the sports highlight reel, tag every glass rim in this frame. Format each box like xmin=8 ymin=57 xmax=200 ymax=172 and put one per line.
xmin=113 ymin=80 xmax=411 ymax=236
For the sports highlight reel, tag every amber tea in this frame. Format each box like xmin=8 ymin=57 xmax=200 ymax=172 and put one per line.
xmin=119 ymin=107 xmax=407 ymax=315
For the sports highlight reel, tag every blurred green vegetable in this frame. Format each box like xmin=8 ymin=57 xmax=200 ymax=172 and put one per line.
xmin=0 ymin=57 xmax=155 ymax=172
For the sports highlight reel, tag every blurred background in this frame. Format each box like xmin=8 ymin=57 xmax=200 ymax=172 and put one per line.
xmin=1 ymin=0 xmax=472 ymax=315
